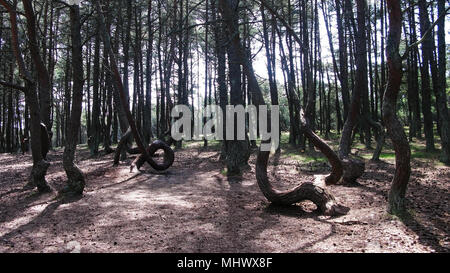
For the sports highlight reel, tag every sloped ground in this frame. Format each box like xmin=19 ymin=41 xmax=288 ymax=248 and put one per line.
xmin=0 ymin=144 xmax=448 ymax=253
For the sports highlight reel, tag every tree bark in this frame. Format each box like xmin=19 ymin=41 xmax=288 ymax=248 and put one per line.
xmin=89 ymin=22 xmax=101 ymax=155
xmin=62 ymin=3 xmax=85 ymax=195
xmin=436 ymin=0 xmax=450 ymax=164
xmin=418 ymin=0 xmax=435 ymax=152
xmin=222 ymin=0 xmax=250 ymax=176
xmin=383 ymin=0 xmax=411 ymax=214
xmin=22 ymin=0 xmax=52 ymax=137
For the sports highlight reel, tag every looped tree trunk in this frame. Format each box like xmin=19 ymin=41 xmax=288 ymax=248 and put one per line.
xmin=300 ymin=117 xmax=343 ymax=185
xmin=131 ymin=140 xmax=175 ymax=172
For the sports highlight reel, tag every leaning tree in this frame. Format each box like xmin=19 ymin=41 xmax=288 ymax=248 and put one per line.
xmin=93 ymin=0 xmax=174 ymax=173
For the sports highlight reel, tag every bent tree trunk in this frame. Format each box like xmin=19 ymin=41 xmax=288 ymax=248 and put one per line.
xmin=0 ymin=0 xmax=51 ymax=192
xmin=113 ymin=127 xmax=146 ymax=165
xmin=370 ymin=120 xmax=385 ymax=161
xmin=383 ymin=0 xmax=411 ymax=214
xmin=27 ymin=82 xmax=51 ymax=192
xmin=334 ymin=0 xmax=367 ymax=183
xmin=257 ymin=0 xmax=343 ymax=185
xmin=113 ymin=128 xmax=132 ymax=165
xmin=220 ymin=0 xmax=347 ymax=216
xmin=94 ymin=0 xmax=169 ymax=171
xmin=62 ymin=3 xmax=85 ymax=195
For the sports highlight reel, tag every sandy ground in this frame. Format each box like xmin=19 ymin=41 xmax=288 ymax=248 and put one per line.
xmin=0 ymin=145 xmax=448 ymax=253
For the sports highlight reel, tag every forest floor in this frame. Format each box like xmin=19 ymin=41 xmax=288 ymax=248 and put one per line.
xmin=0 ymin=136 xmax=448 ymax=253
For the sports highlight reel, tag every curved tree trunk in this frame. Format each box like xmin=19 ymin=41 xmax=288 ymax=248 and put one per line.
xmin=113 ymin=127 xmax=132 ymax=165
xmin=370 ymin=120 xmax=385 ymax=161
xmin=383 ymin=0 xmax=411 ymax=214
xmin=256 ymin=152 xmax=348 ymax=215
xmin=62 ymin=4 xmax=85 ymax=195
xmin=220 ymin=0 xmax=347 ymax=215
xmin=94 ymin=0 xmax=170 ymax=172
xmin=26 ymin=82 xmax=51 ymax=192
xmin=131 ymin=140 xmax=175 ymax=172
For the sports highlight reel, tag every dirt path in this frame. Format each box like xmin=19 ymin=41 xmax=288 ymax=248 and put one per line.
xmin=0 ymin=145 xmax=448 ymax=253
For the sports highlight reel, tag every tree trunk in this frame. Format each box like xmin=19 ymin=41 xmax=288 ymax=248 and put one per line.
xmin=22 ymin=0 xmax=52 ymax=137
xmin=383 ymin=0 xmax=411 ymax=214
xmin=144 ymin=0 xmax=154 ymax=144
xmin=89 ymin=23 xmax=101 ymax=155
xmin=418 ymin=0 xmax=435 ymax=152
xmin=335 ymin=0 xmax=350 ymax=121
xmin=339 ymin=0 xmax=366 ymax=158
xmin=212 ymin=0 xmax=228 ymax=160
xmin=222 ymin=0 xmax=250 ymax=176
xmin=62 ymin=3 xmax=85 ymax=195
xmin=437 ymin=0 xmax=450 ymax=164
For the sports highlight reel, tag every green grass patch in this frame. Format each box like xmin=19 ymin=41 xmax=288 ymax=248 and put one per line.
xmin=282 ymin=148 xmax=327 ymax=163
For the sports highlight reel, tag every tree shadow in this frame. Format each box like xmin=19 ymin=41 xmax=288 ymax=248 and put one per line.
xmin=0 ymin=198 xmax=64 ymax=245
xmin=397 ymin=209 xmax=448 ymax=253
xmin=358 ymin=160 xmax=449 ymax=252
xmin=263 ymin=204 xmax=340 ymax=251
